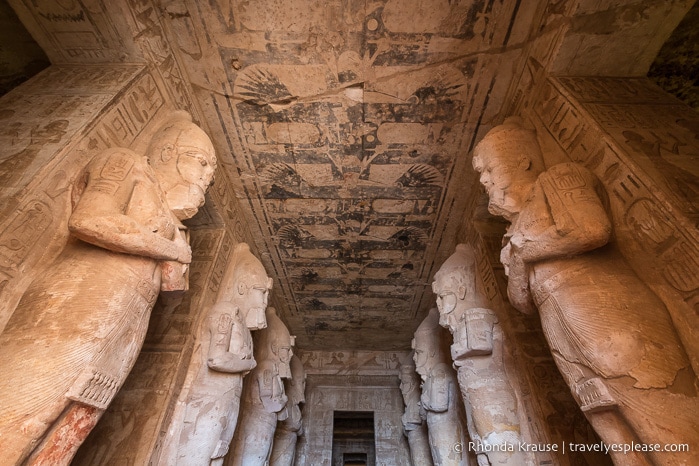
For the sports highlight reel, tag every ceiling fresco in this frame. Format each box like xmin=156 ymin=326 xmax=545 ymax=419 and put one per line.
xmin=172 ymin=0 xmax=529 ymax=349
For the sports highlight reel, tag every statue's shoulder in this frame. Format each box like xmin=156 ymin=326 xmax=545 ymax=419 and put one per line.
xmin=84 ymin=147 xmax=146 ymax=179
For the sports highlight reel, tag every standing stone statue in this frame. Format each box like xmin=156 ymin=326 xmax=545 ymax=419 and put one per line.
xmin=433 ymin=244 xmax=531 ymax=466
xmin=399 ymin=362 xmax=434 ymax=466
xmin=168 ymin=242 xmax=272 ymax=465
xmin=472 ymin=117 xmax=699 ymax=466
xmin=0 ymin=111 xmax=216 ymax=465
xmin=228 ymin=307 xmax=294 ymax=466
xmin=413 ymin=308 xmax=469 ymax=466
xmin=270 ymin=354 xmax=306 ymax=466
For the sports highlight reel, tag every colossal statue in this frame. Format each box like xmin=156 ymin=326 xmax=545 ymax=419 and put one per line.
xmin=270 ymin=354 xmax=306 ymax=466
xmin=165 ymin=242 xmax=272 ymax=465
xmin=228 ymin=307 xmax=294 ymax=466
xmin=413 ymin=308 xmax=469 ymax=466
xmin=399 ymin=362 xmax=434 ymax=466
xmin=0 ymin=111 xmax=216 ymax=465
xmin=433 ymin=243 xmax=531 ymax=465
xmin=472 ymin=117 xmax=699 ymax=466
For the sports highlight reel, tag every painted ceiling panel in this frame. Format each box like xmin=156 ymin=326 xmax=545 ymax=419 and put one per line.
xmin=172 ymin=0 xmax=528 ymax=349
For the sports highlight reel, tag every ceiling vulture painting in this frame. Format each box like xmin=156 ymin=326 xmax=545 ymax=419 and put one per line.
xmin=166 ymin=0 xmax=528 ymax=349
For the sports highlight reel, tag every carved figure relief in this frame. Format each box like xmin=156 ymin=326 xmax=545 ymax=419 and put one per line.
xmin=399 ymin=362 xmax=433 ymax=466
xmin=270 ymin=355 xmax=306 ymax=466
xmin=166 ymin=242 xmax=273 ymax=465
xmin=433 ymin=244 xmax=531 ymax=465
xmin=228 ymin=307 xmax=294 ymax=466
xmin=412 ymin=308 xmax=468 ymax=466
xmin=0 ymin=111 xmax=216 ymax=465
xmin=472 ymin=117 xmax=699 ymax=466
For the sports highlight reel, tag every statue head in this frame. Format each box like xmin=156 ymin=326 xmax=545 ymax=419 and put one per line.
xmin=147 ymin=111 xmax=217 ymax=221
xmin=256 ymin=307 xmax=294 ymax=379
xmin=472 ymin=117 xmax=544 ymax=221
xmin=399 ymin=363 xmax=420 ymax=397
xmin=411 ymin=308 xmax=445 ymax=380
xmin=432 ymin=244 xmax=489 ymax=332
xmin=220 ymin=243 xmax=273 ymax=330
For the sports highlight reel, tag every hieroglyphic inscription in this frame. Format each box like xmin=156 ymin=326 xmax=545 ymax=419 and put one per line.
xmin=124 ymin=0 xmax=194 ymax=110
xmin=0 ymin=200 xmax=52 ymax=270
xmin=15 ymin=0 xmax=138 ymax=62
xmin=88 ymin=73 xmax=164 ymax=151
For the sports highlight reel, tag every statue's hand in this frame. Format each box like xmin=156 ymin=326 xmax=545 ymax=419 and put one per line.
xmin=241 ymin=357 xmax=257 ymax=373
xmin=500 ymin=239 xmax=536 ymax=313
xmin=173 ymin=232 xmax=192 ymax=264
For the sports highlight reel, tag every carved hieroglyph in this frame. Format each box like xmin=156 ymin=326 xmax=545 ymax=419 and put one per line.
xmin=0 ymin=111 xmax=216 ymax=466
xmin=270 ymin=355 xmax=306 ymax=466
xmin=227 ymin=307 xmax=294 ymax=466
xmin=163 ymin=242 xmax=272 ymax=465
xmin=399 ymin=362 xmax=433 ymax=466
xmin=433 ymin=243 xmax=532 ymax=465
xmin=413 ymin=308 xmax=468 ymax=466
xmin=472 ymin=118 xmax=699 ymax=466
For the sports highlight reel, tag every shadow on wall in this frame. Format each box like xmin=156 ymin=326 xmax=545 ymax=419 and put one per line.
xmin=0 ymin=0 xmax=50 ymax=97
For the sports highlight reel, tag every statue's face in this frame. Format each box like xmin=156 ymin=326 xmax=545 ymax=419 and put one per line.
xmin=176 ymin=143 xmax=216 ymax=207
xmin=244 ymin=280 xmax=272 ymax=330
xmin=434 ymin=287 xmax=456 ymax=314
xmin=275 ymin=344 xmax=293 ymax=378
xmin=411 ymin=337 xmax=430 ymax=380
xmin=151 ymin=124 xmax=217 ymax=221
xmin=432 ymin=276 xmax=459 ymax=331
xmin=399 ymin=373 xmax=416 ymax=395
xmin=166 ymin=143 xmax=215 ymax=220
xmin=474 ymin=154 xmax=532 ymax=221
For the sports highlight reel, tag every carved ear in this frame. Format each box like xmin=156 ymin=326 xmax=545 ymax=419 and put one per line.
xmin=517 ymin=155 xmax=532 ymax=171
xmin=457 ymin=285 xmax=466 ymax=300
xmin=161 ymin=143 xmax=176 ymax=162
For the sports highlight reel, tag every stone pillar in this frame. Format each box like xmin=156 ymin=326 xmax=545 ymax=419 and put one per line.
xmin=472 ymin=116 xmax=699 ymax=466
xmin=399 ymin=362 xmax=433 ymax=466
xmin=0 ymin=111 xmax=216 ymax=465
xmin=270 ymin=355 xmax=306 ymax=466
xmin=226 ymin=307 xmax=294 ymax=466
xmin=433 ymin=243 xmax=533 ymax=465
xmin=413 ymin=308 xmax=469 ymax=466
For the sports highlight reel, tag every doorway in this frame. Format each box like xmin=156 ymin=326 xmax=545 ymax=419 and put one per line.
xmin=332 ymin=411 xmax=375 ymax=466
